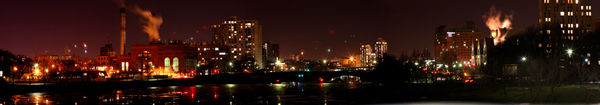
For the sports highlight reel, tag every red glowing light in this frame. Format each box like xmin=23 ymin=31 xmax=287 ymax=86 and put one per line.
xmin=319 ymin=78 xmax=324 ymax=82
xmin=328 ymin=29 xmax=336 ymax=35
xmin=202 ymin=25 xmax=208 ymax=30
xmin=275 ymin=79 xmax=280 ymax=82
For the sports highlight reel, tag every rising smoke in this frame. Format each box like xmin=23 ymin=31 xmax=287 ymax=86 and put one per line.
xmin=133 ymin=6 xmax=163 ymax=42
xmin=483 ymin=6 xmax=512 ymax=46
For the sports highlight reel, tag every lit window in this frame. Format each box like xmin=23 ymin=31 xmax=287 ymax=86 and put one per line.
xmin=173 ymin=57 xmax=179 ymax=72
xmin=560 ymin=12 xmax=565 ymax=16
xmin=215 ymin=48 xmax=219 ymax=51
xmin=164 ymin=57 xmax=171 ymax=70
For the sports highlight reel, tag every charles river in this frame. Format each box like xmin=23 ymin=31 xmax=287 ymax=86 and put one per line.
xmin=4 ymin=74 xmax=599 ymax=105
xmin=0 ymin=80 xmax=511 ymax=105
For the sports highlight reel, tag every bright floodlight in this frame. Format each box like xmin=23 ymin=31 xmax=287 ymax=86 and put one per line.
xmin=567 ymin=49 xmax=574 ymax=56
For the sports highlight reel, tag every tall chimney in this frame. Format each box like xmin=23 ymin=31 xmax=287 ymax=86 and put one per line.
xmin=120 ymin=8 xmax=126 ymax=55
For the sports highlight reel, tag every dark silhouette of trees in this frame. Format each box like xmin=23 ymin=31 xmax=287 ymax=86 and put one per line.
xmin=372 ymin=54 xmax=411 ymax=84
xmin=0 ymin=49 xmax=17 ymax=78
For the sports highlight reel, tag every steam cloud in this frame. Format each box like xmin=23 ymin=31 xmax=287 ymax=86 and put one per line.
xmin=483 ymin=6 xmax=512 ymax=46
xmin=134 ymin=6 xmax=163 ymax=42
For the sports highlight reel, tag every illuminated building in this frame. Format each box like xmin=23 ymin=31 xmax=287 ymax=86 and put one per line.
xmin=360 ymin=43 xmax=375 ymax=67
xmin=211 ymin=16 xmax=263 ymax=69
xmin=290 ymin=50 xmax=305 ymax=62
xmin=35 ymin=55 xmax=84 ymax=73
xmin=97 ymin=44 xmax=116 ymax=66
xmin=96 ymin=56 xmax=111 ymax=66
xmin=539 ymin=0 xmax=593 ymax=69
xmin=196 ymin=42 xmax=229 ymax=66
xmin=262 ymin=41 xmax=280 ymax=70
xmin=434 ymin=23 xmax=487 ymax=67
xmin=100 ymin=44 xmax=116 ymax=57
xmin=374 ymin=37 xmax=388 ymax=59
xmin=128 ymin=41 xmax=198 ymax=74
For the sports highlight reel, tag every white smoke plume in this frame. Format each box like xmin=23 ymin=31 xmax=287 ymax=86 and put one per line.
xmin=133 ymin=6 xmax=163 ymax=42
xmin=483 ymin=6 xmax=512 ymax=46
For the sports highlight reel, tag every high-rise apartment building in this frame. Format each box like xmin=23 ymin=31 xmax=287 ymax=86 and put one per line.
xmin=360 ymin=43 xmax=376 ymax=67
xmin=539 ymin=0 xmax=592 ymax=56
xmin=262 ymin=41 xmax=280 ymax=70
xmin=539 ymin=0 xmax=592 ymax=69
xmin=211 ymin=16 xmax=263 ymax=69
xmin=374 ymin=37 xmax=388 ymax=59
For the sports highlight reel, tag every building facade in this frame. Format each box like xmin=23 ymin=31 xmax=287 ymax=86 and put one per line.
xmin=262 ymin=41 xmax=280 ymax=70
xmin=539 ymin=0 xmax=593 ymax=69
xmin=196 ymin=42 xmax=228 ymax=67
xmin=374 ymin=37 xmax=388 ymax=59
xmin=128 ymin=42 xmax=198 ymax=74
xmin=211 ymin=16 xmax=263 ymax=69
xmin=434 ymin=24 xmax=486 ymax=67
xmin=360 ymin=43 xmax=375 ymax=67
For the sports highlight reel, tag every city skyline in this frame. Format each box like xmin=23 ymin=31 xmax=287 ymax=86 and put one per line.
xmin=3 ymin=0 xmax=600 ymax=104
xmin=2 ymin=0 xmax=600 ymax=59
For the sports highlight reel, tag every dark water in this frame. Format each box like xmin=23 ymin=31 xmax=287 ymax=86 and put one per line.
xmin=0 ymin=82 xmax=378 ymax=105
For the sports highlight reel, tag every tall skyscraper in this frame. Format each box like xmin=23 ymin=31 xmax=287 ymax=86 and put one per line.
xmin=211 ymin=16 xmax=263 ymax=69
xmin=539 ymin=0 xmax=592 ymax=56
xmin=360 ymin=43 xmax=375 ymax=67
xmin=374 ymin=37 xmax=388 ymax=59
xmin=539 ymin=0 xmax=592 ymax=69
xmin=262 ymin=41 xmax=280 ymax=70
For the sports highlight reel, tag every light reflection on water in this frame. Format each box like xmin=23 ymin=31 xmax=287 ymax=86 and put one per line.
xmin=1 ymin=82 xmax=359 ymax=104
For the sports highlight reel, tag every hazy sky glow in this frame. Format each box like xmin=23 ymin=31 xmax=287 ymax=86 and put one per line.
xmin=1 ymin=0 xmax=599 ymax=59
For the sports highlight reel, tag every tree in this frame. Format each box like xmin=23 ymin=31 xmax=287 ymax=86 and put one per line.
xmin=0 ymin=49 xmax=17 ymax=77
xmin=372 ymin=54 xmax=411 ymax=84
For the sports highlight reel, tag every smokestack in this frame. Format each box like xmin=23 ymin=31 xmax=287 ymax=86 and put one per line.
xmin=120 ymin=8 xmax=126 ymax=55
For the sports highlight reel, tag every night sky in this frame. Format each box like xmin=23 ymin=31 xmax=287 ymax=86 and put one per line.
xmin=1 ymin=0 xmax=599 ymax=59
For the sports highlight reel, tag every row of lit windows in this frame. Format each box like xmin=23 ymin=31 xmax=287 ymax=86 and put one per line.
xmin=560 ymin=23 xmax=579 ymax=28
xmin=585 ymin=11 xmax=592 ymax=16
xmin=560 ymin=11 xmax=574 ymax=16
xmin=564 ymin=35 xmax=575 ymax=40
xmin=199 ymin=47 xmax=220 ymax=51
xmin=538 ymin=43 xmax=553 ymax=48
xmin=544 ymin=0 xmax=581 ymax=4
xmin=562 ymin=30 xmax=574 ymax=34
xmin=581 ymin=6 xmax=592 ymax=10
xmin=560 ymin=11 xmax=592 ymax=16
xmin=198 ymin=52 xmax=227 ymax=56
xmin=545 ymin=18 xmax=552 ymax=22
xmin=201 ymin=57 xmax=224 ymax=60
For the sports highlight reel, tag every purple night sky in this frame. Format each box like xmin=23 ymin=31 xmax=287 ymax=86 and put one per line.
xmin=1 ymin=0 xmax=599 ymax=59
